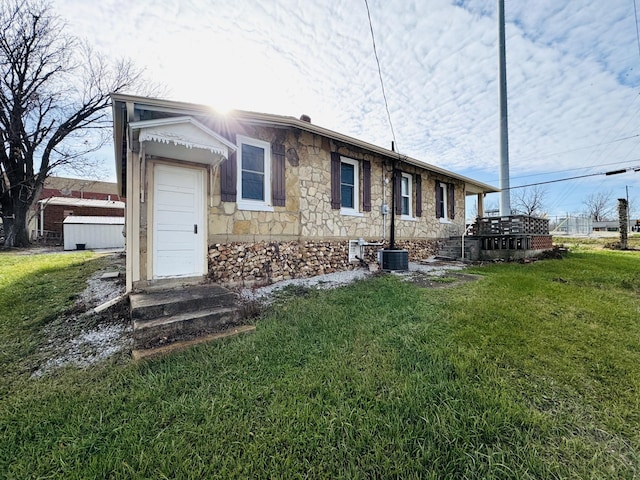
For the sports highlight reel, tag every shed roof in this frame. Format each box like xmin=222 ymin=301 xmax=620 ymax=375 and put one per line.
xmin=39 ymin=197 xmax=125 ymax=209
xmin=63 ymin=216 xmax=125 ymax=225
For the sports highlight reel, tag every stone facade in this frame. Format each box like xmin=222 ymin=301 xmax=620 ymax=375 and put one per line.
xmin=133 ymin=115 xmax=466 ymax=288
xmin=208 ymin=124 xmax=465 ymax=243
xmin=113 ymin=95 xmax=498 ymax=293
xmin=203 ymin=123 xmax=461 ymax=285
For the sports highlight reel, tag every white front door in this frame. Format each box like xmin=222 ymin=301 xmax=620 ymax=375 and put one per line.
xmin=153 ymin=164 xmax=205 ymax=278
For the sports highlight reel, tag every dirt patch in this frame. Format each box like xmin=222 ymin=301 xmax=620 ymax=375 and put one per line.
xmin=31 ymin=253 xmax=131 ymax=378
xmin=405 ymin=271 xmax=483 ymax=289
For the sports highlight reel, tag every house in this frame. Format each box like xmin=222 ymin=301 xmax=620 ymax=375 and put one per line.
xmin=111 ymin=94 xmax=498 ymax=293
xmin=30 ymin=176 xmax=125 ymax=242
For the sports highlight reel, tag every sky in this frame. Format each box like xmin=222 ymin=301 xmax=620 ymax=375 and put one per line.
xmin=53 ymin=0 xmax=640 ymax=220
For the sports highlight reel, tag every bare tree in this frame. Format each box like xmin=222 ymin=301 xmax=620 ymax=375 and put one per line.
xmin=512 ymin=186 xmax=546 ymax=217
xmin=0 ymin=0 xmax=144 ymax=247
xmin=583 ymin=191 xmax=614 ymax=221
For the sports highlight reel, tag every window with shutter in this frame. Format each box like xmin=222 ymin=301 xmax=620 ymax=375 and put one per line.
xmin=435 ymin=181 xmax=454 ymax=220
xmin=331 ymin=155 xmax=363 ymax=216
xmin=435 ymin=180 xmax=445 ymax=218
xmin=340 ymin=159 xmax=358 ymax=211
xmin=400 ymin=173 xmax=412 ymax=218
xmin=236 ymin=135 xmax=273 ymax=211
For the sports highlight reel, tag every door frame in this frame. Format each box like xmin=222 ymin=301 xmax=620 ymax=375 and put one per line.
xmin=149 ymin=160 xmax=208 ymax=280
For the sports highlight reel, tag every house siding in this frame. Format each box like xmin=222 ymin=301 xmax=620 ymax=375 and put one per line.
xmin=208 ymin=125 xmax=466 ymax=244
xmin=117 ymin=98 xmax=480 ymax=289
xmin=202 ymin=124 xmax=464 ymax=285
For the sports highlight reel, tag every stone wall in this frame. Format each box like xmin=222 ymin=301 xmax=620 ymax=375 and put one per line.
xmin=208 ymin=239 xmax=440 ymax=286
xmin=208 ymin=124 xmax=467 ymax=244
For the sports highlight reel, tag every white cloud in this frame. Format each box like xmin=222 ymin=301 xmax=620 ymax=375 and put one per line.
xmin=52 ymin=0 xmax=640 ymax=215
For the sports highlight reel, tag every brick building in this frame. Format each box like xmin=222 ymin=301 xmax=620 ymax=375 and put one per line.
xmin=30 ymin=176 xmax=125 ymax=242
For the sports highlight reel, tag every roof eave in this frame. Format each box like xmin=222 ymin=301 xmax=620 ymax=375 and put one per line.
xmin=109 ymin=93 xmax=499 ymax=195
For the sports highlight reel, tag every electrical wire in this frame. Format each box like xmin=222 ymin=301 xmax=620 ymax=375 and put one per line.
xmin=504 ymin=166 xmax=639 ymax=191
xmin=486 ymin=158 xmax=640 ymax=183
xmin=363 ymin=0 xmax=397 ymax=152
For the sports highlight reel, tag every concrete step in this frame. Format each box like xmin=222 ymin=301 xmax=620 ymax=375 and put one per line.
xmin=130 ymin=284 xmax=235 ymax=321
xmin=129 ymin=284 xmax=250 ymax=352
xmin=132 ymin=325 xmax=255 ymax=361
xmin=437 ymin=237 xmax=474 ymax=261
xmin=133 ymin=305 xmax=243 ymax=350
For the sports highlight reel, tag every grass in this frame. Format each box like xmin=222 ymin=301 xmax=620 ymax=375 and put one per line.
xmin=555 ymin=233 xmax=640 ymax=250
xmin=0 ymin=243 xmax=639 ymax=478
xmin=0 ymin=250 xmax=109 ymax=392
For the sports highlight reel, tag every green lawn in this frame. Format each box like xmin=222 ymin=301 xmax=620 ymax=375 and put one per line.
xmin=1 ymin=245 xmax=639 ymax=478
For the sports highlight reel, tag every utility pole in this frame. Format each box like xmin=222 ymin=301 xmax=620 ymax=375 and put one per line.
xmin=626 ymin=185 xmax=631 ymax=232
xmin=498 ymin=0 xmax=511 ymax=216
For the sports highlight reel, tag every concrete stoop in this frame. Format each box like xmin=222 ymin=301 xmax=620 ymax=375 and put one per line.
xmin=130 ymin=284 xmax=253 ymax=357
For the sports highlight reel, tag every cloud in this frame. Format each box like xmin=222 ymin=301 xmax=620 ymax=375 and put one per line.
xmin=52 ymin=0 xmax=640 ymax=215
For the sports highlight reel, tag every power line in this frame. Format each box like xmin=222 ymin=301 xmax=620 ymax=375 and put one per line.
xmin=503 ymin=166 xmax=640 ymax=191
xmin=485 ymin=158 xmax=640 ymax=183
xmin=363 ymin=0 xmax=397 ymax=151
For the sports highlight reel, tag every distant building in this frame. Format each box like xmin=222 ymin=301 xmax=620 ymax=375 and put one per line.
xmin=29 ymin=176 xmax=125 ymax=242
xmin=592 ymin=221 xmax=619 ymax=232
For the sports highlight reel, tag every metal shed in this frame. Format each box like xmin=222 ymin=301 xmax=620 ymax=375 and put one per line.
xmin=63 ymin=216 xmax=125 ymax=251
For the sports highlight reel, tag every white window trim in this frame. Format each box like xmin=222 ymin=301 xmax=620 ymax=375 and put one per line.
xmin=340 ymin=156 xmax=360 ymax=216
xmin=236 ymin=135 xmax=273 ymax=212
xmin=400 ymin=172 xmax=414 ymax=220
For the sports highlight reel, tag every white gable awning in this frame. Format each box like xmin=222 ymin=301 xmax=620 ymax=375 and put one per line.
xmin=130 ymin=116 xmax=236 ymax=166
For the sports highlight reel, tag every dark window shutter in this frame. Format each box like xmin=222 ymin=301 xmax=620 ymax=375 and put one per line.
xmin=435 ymin=179 xmax=442 ymax=218
xmin=272 ymin=142 xmax=286 ymax=206
xmin=330 ymin=152 xmax=341 ymax=209
xmin=394 ymin=170 xmax=402 ymax=215
xmin=415 ymin=174 xmax=422 ymax=217
xmin=448 ymin=183 xmax=455 ymax=219
xmin=362 ymin=160 xmax=371 ymax=212
xmin=220 ymin=152 xmax=237 ymax=202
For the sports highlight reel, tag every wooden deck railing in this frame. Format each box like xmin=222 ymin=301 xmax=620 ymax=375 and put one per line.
xmin=472 ymin=215 xmax=549 ymax=236
xmin=467 ymin=215 xmax=552 ymax=252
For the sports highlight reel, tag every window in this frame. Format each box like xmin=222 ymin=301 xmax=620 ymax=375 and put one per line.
xmin=331 ymin=153 xmax=369 ymax=214
xmin=436 ymin=182 xmax=446 ymax=219
xmin=401 ymin=173 xmax=412 ymax=217
xmin=236 ymin=135 xmax=272 ymax=211
xmin=435 ymin=181 xmax=455 ymax=220
xmin=339 ymin=157 xmax=360 ymax=215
